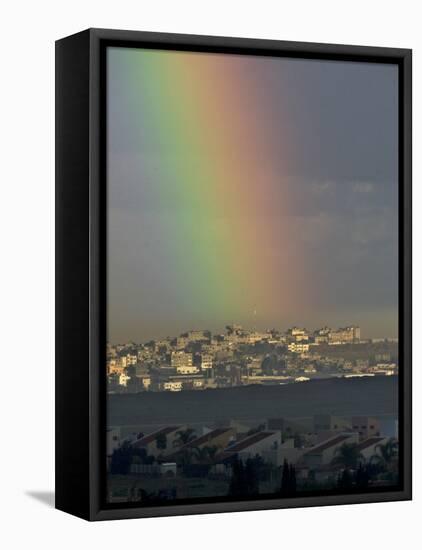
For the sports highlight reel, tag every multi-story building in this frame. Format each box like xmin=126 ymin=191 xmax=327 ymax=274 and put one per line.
xmin=313 ymin=414 xmax=350 ymax=433
xmin=314 ymin=327 xmax=330 ymax=344
xmin=118 ymin=372 xmax=130 ymax=387
xmin=176 ymin=364 xmax=200 ymax=375
xmin=184 ymin=330 xmax=210 ymax=343
xmin=246 ymin=331 xmax=271 ymax=344
xmin=171 ymin=351 xmax=194 ymax=371
xmin=200 ymin=354 xmax=213 ymax=370
xmin=175 ymin=336 xmax=188 ymax=349
xmin=288 ymin=342 xmax=310 ymax=354
xmin=351 ymin=416 xmax=381 ymax=439
xmin=287 ymin=327 xmax=309 ymax=342
xmin=107 ymin=358 xmax=124 ymax=375
xmin=155 ymin=339 xmax=171 ymax=352
xmin=125 ymin=353 xmax=138 ymax=366
xmin=328 ymin=326 xmax=360 ymax=345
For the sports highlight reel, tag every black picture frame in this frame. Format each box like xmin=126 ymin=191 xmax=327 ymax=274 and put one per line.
xmin=55 ymin=28 xmax=412 ymax=521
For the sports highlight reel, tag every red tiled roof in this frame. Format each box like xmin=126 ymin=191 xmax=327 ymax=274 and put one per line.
xmin=162 ymin=428 xmax=235 ymax=461
xmin=183 ymin=428 xmax=232 ymax=449
xmin=213 ymin=432 xmax=278 ymax=463
xmin=224 ymin=431 xmax=276 ymax=452
xmin=303 ymin=435 xmax=350 ymax=455
xmin=355 ymin=437 xmax=385 ymax=451
xmin=132 ymin=426 xmax=180 ymax=447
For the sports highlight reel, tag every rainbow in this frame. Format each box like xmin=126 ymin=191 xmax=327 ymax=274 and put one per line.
xmin=107 ymin=47 xmax=309 ymax=328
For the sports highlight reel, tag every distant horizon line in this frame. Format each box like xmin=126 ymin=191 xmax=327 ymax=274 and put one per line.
xmin=107 ymin=322 xmax=399 ymax=347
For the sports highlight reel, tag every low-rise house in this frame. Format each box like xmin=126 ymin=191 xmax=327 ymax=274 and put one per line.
xmin=262 ymin=437 xmax=305 ymax=466
xmin=131 ymin=426 xmax=182 ymax=456
xmin=162 ymin=380 xmax=183 ymax=391
xmin=355 ymin=436 xmax=387 ymax=461
xmin=166 ymin=428 xmax=236 ymax=462
xmin=302 ymin=433 xmax=359 ymax=467
xmin=160 ymin=374 xmax=205 ymax=391
xmin=185 ymin=427 xmax=236 ymax=450
xmin=216 ymin=431 xmax=282 ymax=464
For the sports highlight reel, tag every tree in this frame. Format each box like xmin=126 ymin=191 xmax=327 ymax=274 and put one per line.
xmin=228 ymin=457 xmax=261 ymax=497
xmin=110 ymin=442 xmax=155 ymax=475
xmin=279 ymin=459 xmax=297 ymax=496
xmin=228 ymin=459 xmax=245 ymax=496
xmin=331 ymin=443 xmax=363 ymax=470
xmin=355 ymin=463 xmax=370 ymax=488
xmin=289 ymin=464 xmax=297 ymax=493
xmin=177 ymin=448 xmax=194 ymax=467
xmin=174 ymin=428 xmax=196 ymax=448
xmin=371 ymin=438 xmax=398 ymax=471
xmin=110 ymin=442 xmax=133 ymax=475
xmin=261 ymin=354 xmax=278 ymax=375
xmin=192 ymin=445 xmax=219 ymax=464
xmin=156 ymin=432 xmax=167 ymax=450
xmin=281 ymin=459 xmax=290 ymax=491
xmin=337 ymin=468 xmax=353 ymax=489
xmin=244 ymin=458 xmax=259 ymax=495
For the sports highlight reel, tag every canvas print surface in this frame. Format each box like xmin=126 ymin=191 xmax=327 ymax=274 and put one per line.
xmin=106 ymin=47 xmax=399 ymax=506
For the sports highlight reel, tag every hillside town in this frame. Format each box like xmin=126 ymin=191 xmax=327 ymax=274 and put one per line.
xmin=107 ymin=324 xmax=398 ymax=393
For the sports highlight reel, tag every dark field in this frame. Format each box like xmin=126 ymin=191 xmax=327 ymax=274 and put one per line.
xmin=108 ymin=375 xmax=398 ymax=428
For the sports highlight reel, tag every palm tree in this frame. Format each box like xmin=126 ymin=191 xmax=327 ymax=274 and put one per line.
xmin=204 ymin=445 xmax=219 ymax=462
xmin=331 ymin=443 xmax=363 ymax=470
xmin=371 ymin=438 xmax=398 ymax=471
xmin=191 ymin=445 xmax=219 ymax=464
xmin=155 ymin=432 xmax=167 ymax=450
xmin=174 ymin=428 xmax=196 ymax=448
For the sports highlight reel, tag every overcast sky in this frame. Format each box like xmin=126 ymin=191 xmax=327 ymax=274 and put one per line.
xmin=107 ymin=50 xmax=398 ymax=343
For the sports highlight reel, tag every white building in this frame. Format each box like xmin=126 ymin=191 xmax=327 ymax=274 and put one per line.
xmin=355 ymin=437 xmax=388 ymax=460
xmin=118 ymin=372 xmax=130 ymax=387
xmin=170 ymin=351 xmax=199 ymax=374
xmin=200 ymin=354 xmax=213 ymax=370
xmin=163 ymin=380 xmax=183 ymax=391
xmin=132 ymin=426 xmax=183 ymax=456
xmin=218 ymin=431 xmax=282 ymax=464
xmin=288 ymin=342 xmax=310 ymax=354
xmin=351 ymin=416 xmax=381 ymax=439
xmin=302 ymin=433 xmax=359 ymax=466
xmin=328 ymin=326 xmax=360 ymax=345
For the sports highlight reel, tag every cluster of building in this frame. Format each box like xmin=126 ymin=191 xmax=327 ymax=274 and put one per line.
xmin=107 ymin=413 xmax=398 ymax=501
xmin=107 ymin=324 xmax=398 ymax=393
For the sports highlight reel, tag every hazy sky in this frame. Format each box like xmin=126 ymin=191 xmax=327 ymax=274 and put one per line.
xmin=107 ymin=48 xmax=398 ymax=343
